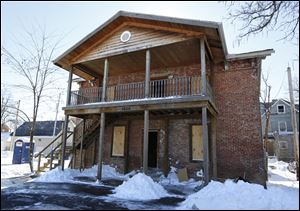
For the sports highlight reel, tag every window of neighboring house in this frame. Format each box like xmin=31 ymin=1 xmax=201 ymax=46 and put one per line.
xmin=191 ymin=125 xmax=204 ymax=161
xmin=279 ymin=141 xmax=288 ymax=149
xmin=277 ymin=105 xmax=285 ymax=113
xmin=278 ymin=121 xmax=287 ymax=133
xmin=111 ymin=126 xmax=125 ymax=157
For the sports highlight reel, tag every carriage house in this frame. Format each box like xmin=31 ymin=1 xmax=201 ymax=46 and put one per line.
xmin=54 ymin=11 xmax=274 ymax=185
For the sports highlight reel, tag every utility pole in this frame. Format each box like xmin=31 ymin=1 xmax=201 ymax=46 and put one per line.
xmin=287 ymin=66 xmax=299 ymax=180
xmin=10 ymin=100 xmax=20 ymax=151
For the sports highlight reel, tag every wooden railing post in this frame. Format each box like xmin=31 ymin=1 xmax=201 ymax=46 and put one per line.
xmin=200 ymin=38 xmax=206 ymax=95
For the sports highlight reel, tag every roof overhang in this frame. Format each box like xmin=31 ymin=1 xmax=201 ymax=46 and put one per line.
xmin=54 ymin=11 xmax=228 ymax=72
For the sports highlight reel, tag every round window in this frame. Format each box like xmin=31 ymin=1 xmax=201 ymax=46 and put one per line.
xmin=120 ymin=31 xmax=131 ymax=43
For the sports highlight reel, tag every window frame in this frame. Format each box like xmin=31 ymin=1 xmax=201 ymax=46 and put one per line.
xmin=278 ymin=121 xmax=287 ymax=133
xmin=277 ymin=104 xmax=285 ymax=114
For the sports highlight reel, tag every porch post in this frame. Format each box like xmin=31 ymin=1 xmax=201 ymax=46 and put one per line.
xmin=145 ymin=50 xmax=151 ymax=98
xmin=143 ymin=110 xmax=149 ymax=173
xmin=202 ymin=107 xmax=210 ymax=184
xmin=97 ymin=58 xmax=109 ymax=180
xmin=61 ymin=66 xmax=73 ymax=170
xmin=143 ymin=50 xmax=151 ymax=173
xmin=211 ymin=116 xmax=217 ymax=178
xmin=101 ymin=59 xmax=109 ymax=101
xmin=97 ymin=112 xmax=105 ymax=180
xmin=80 ymin=119 xmax=85 ymax=172
xmin=200 ymin=38 xmax=206 ymax=95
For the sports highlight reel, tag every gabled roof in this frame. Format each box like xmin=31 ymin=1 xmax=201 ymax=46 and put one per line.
xmin=14 ymin=121 xmax=64 ymax=137
xmin=54 ymin=10 xmax=274 ymax=77
xmin=261 ymin=98 xmax=299 ymax=116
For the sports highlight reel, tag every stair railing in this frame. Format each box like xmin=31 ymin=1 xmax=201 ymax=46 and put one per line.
xmin=34 ymin=131 xmax=73 ymax=172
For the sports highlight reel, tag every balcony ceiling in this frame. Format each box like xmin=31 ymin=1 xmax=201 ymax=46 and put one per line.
xmin=77 ymin=38 xmax=201 ymax=78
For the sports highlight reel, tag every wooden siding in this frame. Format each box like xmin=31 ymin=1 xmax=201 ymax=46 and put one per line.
xmin=74 ymin=26 xmax=190 ymax=64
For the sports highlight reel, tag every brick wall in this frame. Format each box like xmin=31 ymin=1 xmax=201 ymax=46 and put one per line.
xmin=213 ymin=58 xmax=266 ymax=185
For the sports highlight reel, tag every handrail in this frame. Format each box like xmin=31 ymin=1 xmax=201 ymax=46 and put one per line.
xmin=45 ymin=133 xmax=73 ymax=158
xmin=70 ymin=76 xmax=212 ymax=106
xmin=34 ymin=130 xmax=73 ymax=158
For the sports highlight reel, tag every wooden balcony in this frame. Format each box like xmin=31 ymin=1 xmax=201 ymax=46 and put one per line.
xmin=70 ymin=76 xmax=214 ymax=106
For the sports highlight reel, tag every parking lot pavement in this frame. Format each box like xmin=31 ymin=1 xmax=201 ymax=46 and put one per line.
xmin=1 ymin=179 xmax=184 ymax=210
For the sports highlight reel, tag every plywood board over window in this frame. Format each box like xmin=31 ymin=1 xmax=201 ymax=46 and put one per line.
xmin=191 ymin=125 xmax=203 ymax=161
xmin=112 ymin=126 xmax=126 ymax=157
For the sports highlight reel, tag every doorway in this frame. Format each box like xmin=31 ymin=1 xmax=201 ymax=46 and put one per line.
xmin=148 ymin=131 xmax=158 ymax=168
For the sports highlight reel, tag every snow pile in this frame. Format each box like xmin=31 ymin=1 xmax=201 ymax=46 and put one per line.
xmin=178 ymin=179 xmax=299 ymax=210
xmin=268 ymin=157 xmax=298 ymax=188
xmin=111 ymin=173 xmax=170 ymax=200
xmin=33 ymin=165 xmax=129 ymax=183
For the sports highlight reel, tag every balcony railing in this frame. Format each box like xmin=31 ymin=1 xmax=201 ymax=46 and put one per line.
xmin=70 ymin=76 xmax=213 ymax=106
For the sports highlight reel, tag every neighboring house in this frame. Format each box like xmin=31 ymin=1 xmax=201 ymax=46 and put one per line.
xmin=261 ymin=99 xmax=299 ymax=161
xmin=54 ymin=11 xmax=274 ymax=185
xmin=11 ymin=120 xmax=75 ymax=155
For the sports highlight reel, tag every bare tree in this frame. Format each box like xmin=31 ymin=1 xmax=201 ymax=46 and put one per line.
xmin=2 ymin=25 xmax=63 ymax=172
xmin=224 ymin=1 xmax=299 ymax=42
xmin=1 ymin=85 xmax=13 ymax=129
xmin=260 ymin=74 xmax=272 ymax=154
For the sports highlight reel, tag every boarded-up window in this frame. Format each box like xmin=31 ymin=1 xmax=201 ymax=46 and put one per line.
xmin=191 ymin=125 xmax=203 ymax=161
xmin=112 ymin=126 xmax=125 ymax=157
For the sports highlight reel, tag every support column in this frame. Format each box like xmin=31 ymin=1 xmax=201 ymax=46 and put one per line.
xmin=202 ymin=107 xmax=210 ymax=184
xmin=61 ymin=66 xmax=73 ymax=170
xmin=143 ymin=110 xmax=149 ymax=173
xmin=80 ymin=119 xmax=85 ymax=172
xmin=97 ymin=58 xmax=109 ymax=181
xmin=145 ymin=50 xmax=151 ymax=98
xmin=97 ymin=112 xmax=105 ymax=180
xmin=200 ymin=38 xmax=206 ymax=95
xmin=143 ymin=50 xmax=151 ymax=173
xmin=211 ymin=116 xmax=217 ymax=178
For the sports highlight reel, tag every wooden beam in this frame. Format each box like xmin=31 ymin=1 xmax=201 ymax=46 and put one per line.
xmin=202 ymin=107 xmax=210 ymax=184
xmin=61 ymin=67 xmax=73 ymax=171
xmin=126 ymin=22 xmax=205 ymax=38
xmin=79 ymin=119 xmax=85 ymax=172
xmin=61 ymin=115 xmax=69 ymax=170
xmin=101 ymin=59 xmax=109 ymax=102
xmin=145 ymin=50 xmax=151 ymax=98
xmin=143 ymin=110 xmax=149 ymax=172
xmin=97 ymin=112 xmax=105 ymax=180
xmin=211 ymin=116 xmax=217 ymax=178
xmin=200 ymin=38 xmax=206 ymax=95
xmin=73 ymin=63 xmax=100 ymax=79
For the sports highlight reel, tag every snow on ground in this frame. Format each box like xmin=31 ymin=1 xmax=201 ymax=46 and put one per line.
xmin=32 ymin=164 xmax=136 ymax=185
xmin=267 ymin=156 xmax=298 ymax=188
xmin=111 ymin=173 xmax=170 ymax=200
xmin=178 ymin=157 xmax=299 ymax=210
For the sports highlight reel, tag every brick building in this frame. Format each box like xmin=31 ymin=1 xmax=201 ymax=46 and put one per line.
xmin=54 ymin=11 xmax=274 ymax=185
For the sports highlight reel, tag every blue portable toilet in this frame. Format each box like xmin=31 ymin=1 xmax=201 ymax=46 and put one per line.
xmin=21 ymin=141 xmax=35 ymax=164
xmin=12 ymin=139 xmax=24 ymax=164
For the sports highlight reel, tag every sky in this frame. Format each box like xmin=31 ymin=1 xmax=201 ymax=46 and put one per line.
xmin=1 ymin=1 xmax=299 ymax=124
